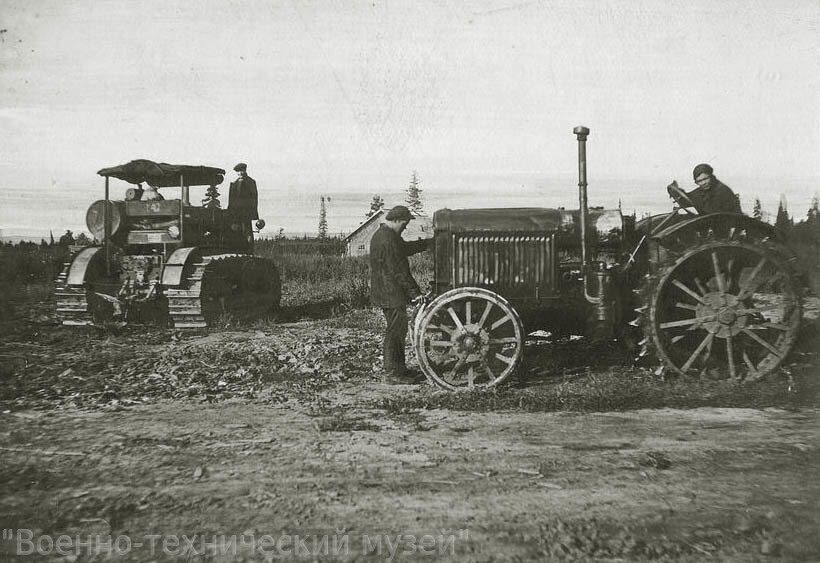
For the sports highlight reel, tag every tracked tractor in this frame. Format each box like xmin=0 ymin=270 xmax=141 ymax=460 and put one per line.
xmin=55 ymin=160 xmax=280 ymax=328
xmin=412 ymin=127 xmax=804 ymax=389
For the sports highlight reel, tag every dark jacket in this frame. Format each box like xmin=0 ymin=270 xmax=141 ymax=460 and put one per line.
xmin=688 ymin=178 xmax=741 ymax=214
xmin=370 ymin=224 xmax=428 ymax=308
xmin=228 ymin=176 xmax=259 ymax=220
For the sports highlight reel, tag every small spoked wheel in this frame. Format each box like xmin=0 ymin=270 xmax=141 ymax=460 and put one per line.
xmin=648 ymin=241 xmax=802 ymax=379
xmin=414 ymin=287 xmax=524 ymax=390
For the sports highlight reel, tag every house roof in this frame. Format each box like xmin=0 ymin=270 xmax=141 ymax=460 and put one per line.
xmin=344 ymin=210 xmax=433 ymax=241
xmin=344 ymin=210 xmax=384 ymax=241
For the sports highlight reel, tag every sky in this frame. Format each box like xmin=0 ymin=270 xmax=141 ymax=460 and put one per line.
xmin=1 ymin=0 xmax=818 ymax=239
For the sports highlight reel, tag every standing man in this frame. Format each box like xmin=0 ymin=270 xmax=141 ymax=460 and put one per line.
xmin=228 ymin=162 xmax=259 ymax=229
xmin=676 ymin=163 xmax=742 ymax=214
xmin=370 ymin=205 xmax=429 ymax=384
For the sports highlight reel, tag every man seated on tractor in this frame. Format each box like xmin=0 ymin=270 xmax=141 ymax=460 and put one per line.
xmin=141 ymin=182 xmax=164 ymax=202
xmin=667 ymin=163 xmax=741 ymax=215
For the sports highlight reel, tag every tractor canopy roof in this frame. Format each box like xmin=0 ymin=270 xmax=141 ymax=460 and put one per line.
xmin=97 ymin=159 xmax=226 ymax=187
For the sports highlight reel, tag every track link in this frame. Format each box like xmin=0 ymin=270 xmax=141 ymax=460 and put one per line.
xmin=164 ymin=258 xmax=214 ymax=328
xmin=55 ymin=261 xmax=94 ymax=326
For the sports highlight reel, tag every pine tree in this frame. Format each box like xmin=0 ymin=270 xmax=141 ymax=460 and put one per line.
xmin=405 ymin=171 xmax=424 ymax=216
xmin=202 ymin=184 xmax=222 ymax=208
xmin=318 ymin=196 xmax=329 ymax=239
xmin=807 ymin=195 xmax=820 ymax=225
xmin=752 ymin=198 xmax=762 ymax=220
xmin=774 ymin=197 xmax=791 ymax=232
xmin=366 ymin=194 xmax=385 ymax=218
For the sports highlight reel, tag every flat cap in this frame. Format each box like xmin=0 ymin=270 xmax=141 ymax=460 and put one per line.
xmin=233 ymin=162 xmax=247 ymax=172
xmin=692 ymin=163 xmax=713 ymax=179
xmin=385 ymin=205 xmax=414 ymax=221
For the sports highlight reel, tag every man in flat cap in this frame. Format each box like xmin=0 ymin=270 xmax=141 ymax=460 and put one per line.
xmin=228 ymin=163 xmax=259 ymax=233
xmin=370 ymin=205 xmax=430 ymax=384
xmin=669 ymin=163 xmax=741 ymax=215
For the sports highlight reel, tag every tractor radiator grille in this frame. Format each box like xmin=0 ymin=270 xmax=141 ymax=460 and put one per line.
xmin=453 ymin=234 xmax=555 ymax=297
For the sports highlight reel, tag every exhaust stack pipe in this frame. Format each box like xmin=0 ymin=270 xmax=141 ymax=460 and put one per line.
xmin=573 ymin=125 xmax=602 ymax=306
xmin=573 ymin=126 xmax=590 ymax=271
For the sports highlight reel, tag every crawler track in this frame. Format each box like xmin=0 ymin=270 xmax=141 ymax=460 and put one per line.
xmin=54 ymin=261 xmax=93 ymax=326
xmin=165 ymin=254 xmax=280 ymax=329
xmin=56 ymin=254 xmax=280 ymax=329
xmin=164 ymin=257 xmax=214 ymax=328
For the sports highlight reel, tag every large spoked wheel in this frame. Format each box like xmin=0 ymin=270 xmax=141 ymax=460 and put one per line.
xmin=648 ymin=241 xmax=802 ymax=380
xmin=414 ymin=287 xmax=524 ymax=390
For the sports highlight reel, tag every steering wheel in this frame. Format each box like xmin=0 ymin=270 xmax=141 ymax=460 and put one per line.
xmin=666 ymin=182 xmax=698 ymax=215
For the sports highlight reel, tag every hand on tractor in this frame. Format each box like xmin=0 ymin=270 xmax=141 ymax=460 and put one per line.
xmin=667 ymin=180 xmax=697 ymax=215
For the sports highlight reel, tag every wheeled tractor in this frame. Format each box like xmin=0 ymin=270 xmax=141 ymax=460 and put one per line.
xmin=412 ymin=126 xmax=804 ymax=389
xmin=55 ymin=160 xmax=280 ymax=328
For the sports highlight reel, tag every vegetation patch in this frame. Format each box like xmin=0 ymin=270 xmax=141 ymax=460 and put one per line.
xmin=373 ymin=366 xmax=819 ymax=414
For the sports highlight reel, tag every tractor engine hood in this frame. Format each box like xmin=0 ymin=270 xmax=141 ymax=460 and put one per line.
xmin=434 ymin=208 xmax=563 ymax=233
xmin=433 ymin=207 xmax=623 ymax=234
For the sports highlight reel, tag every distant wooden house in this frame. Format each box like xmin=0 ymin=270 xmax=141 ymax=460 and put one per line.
xmin=345 ymin=211 xmax=433 ymax=256
xmin=345 ymin=210 xmax=384 ymax=257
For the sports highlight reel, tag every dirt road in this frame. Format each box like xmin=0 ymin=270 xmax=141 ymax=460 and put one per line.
xmin=1 ymin=309 xmax=819 ymax=561
xmin=2 ymin=397 xmax=818 ymax=561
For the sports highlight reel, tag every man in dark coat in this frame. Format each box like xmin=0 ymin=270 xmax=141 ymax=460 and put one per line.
xmin=683 ymin=163 xmax=742 ymax=214
xmin=228 ymin=162 xmax=259 ymax=223
xmin=370 ymin=205 xmax=430 ymax=384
